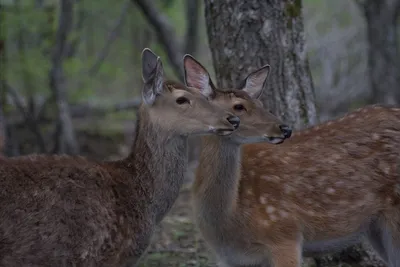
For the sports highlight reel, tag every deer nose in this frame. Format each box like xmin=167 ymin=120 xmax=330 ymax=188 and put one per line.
xmin=227 ymin=115 xmax=240 ymax=129
xmin=279 ymin=124 xmax=292 ymax=138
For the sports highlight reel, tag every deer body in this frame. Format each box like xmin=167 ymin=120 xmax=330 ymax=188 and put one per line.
xmin=194 ymin=105 xmax=400 ymax=267
xmin=0 ymin=110 xmax=186 ymax=266
xmin=0 ymin=49 xmax=239 ymax=267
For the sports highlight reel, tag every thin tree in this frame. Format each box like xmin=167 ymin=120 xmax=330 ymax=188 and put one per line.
xmin=356 ymin=0 xmax=400 ymax=105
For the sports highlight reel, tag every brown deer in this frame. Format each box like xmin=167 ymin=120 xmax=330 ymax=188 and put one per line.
xmin=0 ymin=48 xmax=240 ymax=267
xmin=185 ymin=56 xmax=400 ymax=267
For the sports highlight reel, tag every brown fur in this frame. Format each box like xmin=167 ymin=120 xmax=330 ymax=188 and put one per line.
xmin=0 ymin=49 xmax=238 ymax=267
xmin=186 ymin=56 xmax=400 ymax=267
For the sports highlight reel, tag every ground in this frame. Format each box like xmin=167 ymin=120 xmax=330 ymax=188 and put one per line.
xmin=138 ymin=176 xmax=217 ymax=267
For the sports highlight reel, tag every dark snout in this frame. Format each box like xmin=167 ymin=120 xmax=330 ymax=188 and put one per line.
xmin=279 ymin=124 xmax=292 ymax=139
xmin=227 ymin=115 xmax=240 ymax=129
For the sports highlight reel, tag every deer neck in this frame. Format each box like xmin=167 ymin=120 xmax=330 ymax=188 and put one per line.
xmin=193 ymin=136 xmax=241 ymax=223
xmin=125 ymin=108 xmax=188 ymax=224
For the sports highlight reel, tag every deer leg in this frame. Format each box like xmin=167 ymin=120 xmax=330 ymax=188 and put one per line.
xmin=366 ymin=219 xmax=388 ymax=263
xmin=268 ymin=238 xmax=302 ymax=267
xmin=380 ymin=222 xmax=400 ymax=267
xmin=366 ymin=214 xmax=400 ymax=267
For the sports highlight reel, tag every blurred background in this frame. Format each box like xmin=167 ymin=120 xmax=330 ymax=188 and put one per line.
xmin=0 ymin=0 xmax=399 ymax=266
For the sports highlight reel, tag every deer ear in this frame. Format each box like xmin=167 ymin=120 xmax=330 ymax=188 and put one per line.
xmin=141 ymin=48 xmax=164 ymax=105
xmin=240 ymin=65 xmax=270 ymax=99
xmin=183 ymin=54 xmax=214 ymax=98
xmin=142 ymin=48 xmax=158 ymax=82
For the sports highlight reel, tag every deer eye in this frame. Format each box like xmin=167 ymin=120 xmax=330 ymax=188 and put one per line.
xmin=176 ymin=97 xmax=190 ymax=105
xmin=233 ymin=104 xmax=246 ymax=111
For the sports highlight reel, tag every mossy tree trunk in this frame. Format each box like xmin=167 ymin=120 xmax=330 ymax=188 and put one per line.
xmin=204 ymin=0 xmax=317 ymax=129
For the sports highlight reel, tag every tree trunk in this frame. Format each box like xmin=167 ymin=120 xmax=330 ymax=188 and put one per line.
xmin=359 ymin=0 xmax=400 ymax=105
xmin=50 ymin=0 xmax=79 ymax=155
xmin=204 ymin=0 xmax=317 ymax=129
xmin=204 ymin=0 xmax=383 ymax=267
xmin=0 ymin=5 xmax=5 ymax=155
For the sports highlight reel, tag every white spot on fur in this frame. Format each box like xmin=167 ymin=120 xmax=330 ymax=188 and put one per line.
xmin=371 ymin=133 xmax=380 ymax=140
xmin=307 ymin=210 xmax=316 ymax=216
xmin=284 ymin=184 xmax=294 ymax=194
xmin=260 ymin=196 xmax=267 ymax=204
xmin=257 ymin=151 xmax=266 ymax=157
xmin=326 ymin=188 xmax=335 ymax=194
xmin=279 ymin=210 xmax=289 ymax=218
xmin=266 ymin=206 xmax=276 ymax=214
xmin=262 ymin=175 xmax=280 ymax=182
xmin=261 ymin=220 xmax=270 ymax=227
xmin=282 ymin=157 xmax=291 ymax=164
xmin=335 ymin=181 xmax=345 ymax=187
xmin=384 ymin=129 xmax=398 ymax=134
xmin=269 ymin=214 xmax=278 ymax=222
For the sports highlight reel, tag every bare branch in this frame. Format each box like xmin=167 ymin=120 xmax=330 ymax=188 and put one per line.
xmin=50 ymin=0 xmax=79 ymax=154
xmin=6 ymin=84 xmax=47 ymax=153
xmin=132 ymin=0 xmax=184 ymax=81
xmin=5 ymin=84 xmax=26 ymax=116
xmin=65 ymin=0 xmax=87 ymax=58
xmin=184 ymin=0 xmax=200 ymax=55
xmin=87 ymin=0 xmax=130 ymax=76
xmin=69 ymin=98 xmax=141 ymax=118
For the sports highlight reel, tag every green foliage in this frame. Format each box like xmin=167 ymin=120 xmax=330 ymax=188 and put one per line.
xmin=285 ymin=0 xmax=302 ymax=19
xmin=2 ymin=0 xmax=191 ymax=110
xmin=284 ymin=0 xmax=302 ymax=28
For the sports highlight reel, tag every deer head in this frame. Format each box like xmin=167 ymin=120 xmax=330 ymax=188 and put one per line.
xmin=140 ymin=48 xmax=239 ymax=136
xmin=183 ymin=54 xmax=291 ymax=144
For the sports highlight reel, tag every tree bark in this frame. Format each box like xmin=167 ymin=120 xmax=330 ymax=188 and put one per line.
xmin=184 ymin=0 xmax=201 ymax=56
xmin=0 ymin=5 xmax=5 ymax=155
xmin=204 ymin=0 xmax=317 ymax=129
xmin=357 ymin=0 xmax=400 ymax=105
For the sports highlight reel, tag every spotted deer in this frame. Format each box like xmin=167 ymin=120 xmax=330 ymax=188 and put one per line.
xmin=185 ymin=56 xmax=400 ymax=267
xmin=0 ymin=48 xmax=240 ymax=267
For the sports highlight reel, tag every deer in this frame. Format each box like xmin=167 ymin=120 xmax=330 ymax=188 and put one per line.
xmin=0 ymin=48 xmax=240 ymax=267
xmin=185 ymin=55 xmax=400 ymax=267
